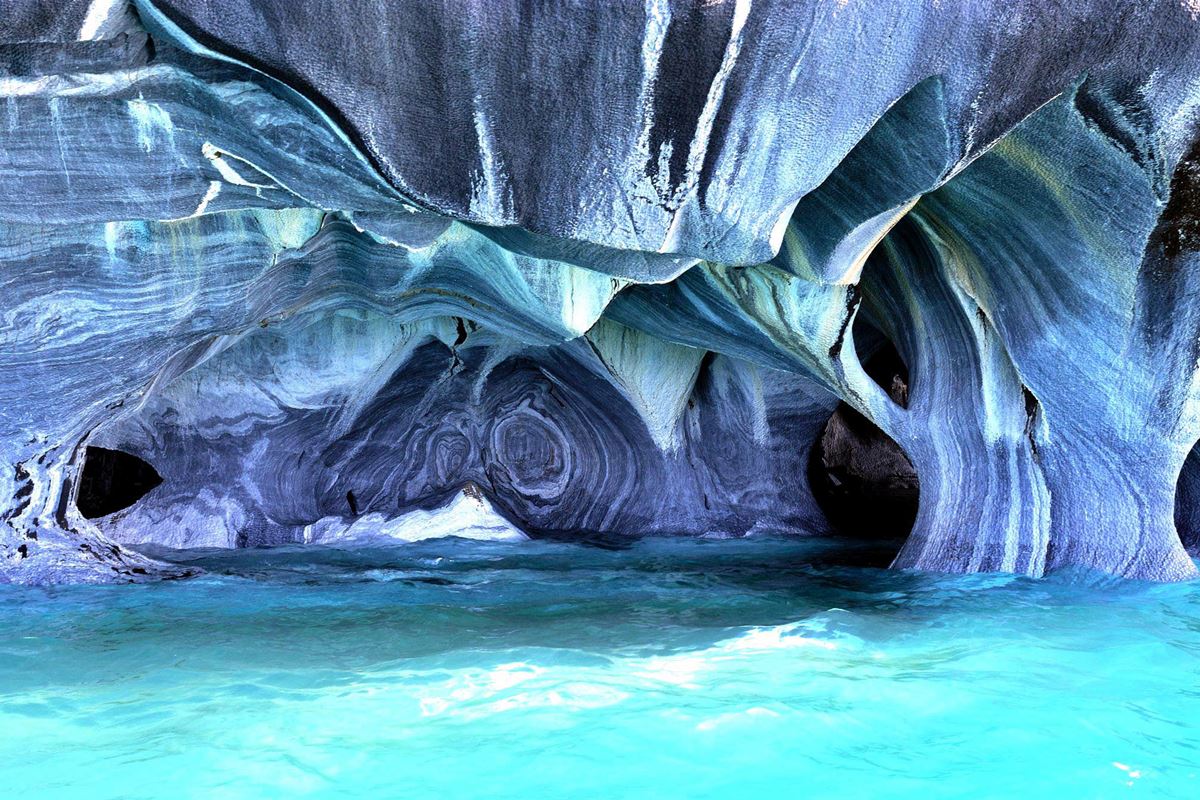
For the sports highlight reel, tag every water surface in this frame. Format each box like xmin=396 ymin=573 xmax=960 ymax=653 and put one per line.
xmin=2 ymin=537 xmax=1198 ymax=798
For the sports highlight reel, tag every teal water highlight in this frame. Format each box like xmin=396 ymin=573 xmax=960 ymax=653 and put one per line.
xmin=2 ymin=537 xmax=1198 ymax=799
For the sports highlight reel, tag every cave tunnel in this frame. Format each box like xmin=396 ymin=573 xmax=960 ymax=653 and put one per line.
xmin=75 ymin=446 xmax=163 ymax=519
xmin=807 ymin=333 xmax=919 ymax=543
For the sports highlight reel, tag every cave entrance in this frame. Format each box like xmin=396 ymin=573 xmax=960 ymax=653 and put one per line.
xmin=75 ymin=447 xmax=162 ymax=519
xmin=807 ymin=339 xmax=919 ymax=541
xmin=1176 ymin=444 xmax=1200 ymax=556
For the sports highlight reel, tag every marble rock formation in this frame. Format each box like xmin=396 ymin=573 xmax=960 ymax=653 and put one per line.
xmin=3 ymin=0 xmax=1200 ymax=583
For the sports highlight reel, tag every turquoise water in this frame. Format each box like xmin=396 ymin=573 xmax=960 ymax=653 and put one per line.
xmin=2 ymin=537 xmax=1199 ymax=799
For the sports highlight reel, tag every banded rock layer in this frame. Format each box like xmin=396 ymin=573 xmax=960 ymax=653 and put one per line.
xmin=3 ymin=0 xmax=1200 ymax=583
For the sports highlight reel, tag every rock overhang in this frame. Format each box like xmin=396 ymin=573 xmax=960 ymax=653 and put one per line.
xmin=3 ymin=0 xmax=1200 ymax=583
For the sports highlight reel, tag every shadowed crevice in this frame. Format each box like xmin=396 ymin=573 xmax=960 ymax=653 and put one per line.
xmin=852 ymin=318 xmax=911 ymax=409
xmin=807 ymin=345 xmax=918 ymax=541
xmin=1175 ymin=444 xmax=1200 ymax=556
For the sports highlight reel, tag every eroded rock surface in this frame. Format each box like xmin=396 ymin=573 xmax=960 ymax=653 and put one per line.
xmin=4 ymin=1 xmax=1200 ymax=583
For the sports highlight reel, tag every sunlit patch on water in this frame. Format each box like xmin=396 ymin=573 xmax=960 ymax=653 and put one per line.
xmin=1 ymin=536 xmax=1198 ymax=799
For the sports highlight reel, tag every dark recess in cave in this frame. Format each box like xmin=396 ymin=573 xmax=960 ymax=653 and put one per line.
xmin=75 ymin=447 xmax=163 ymax=519
xmin=807 ymin=341 xmax=919 ymax=539
xmin=856 ymin=323 xmax=911 ymax=409
xmin=1174 ymin=445 xmax=1200 ymax=555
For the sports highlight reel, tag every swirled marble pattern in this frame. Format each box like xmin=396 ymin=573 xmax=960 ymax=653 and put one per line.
xmin=5 ymin=1 xmax=1200 ymax=583
xmin=85 ymin=314 xmax=834 ymax=548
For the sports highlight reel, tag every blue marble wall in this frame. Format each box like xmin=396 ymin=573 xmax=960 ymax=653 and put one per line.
xmin=4 ymin=1 xmax=1200 ymax=583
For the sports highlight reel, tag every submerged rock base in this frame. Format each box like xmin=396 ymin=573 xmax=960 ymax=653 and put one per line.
xmin=4 ymin=1 xmax=1200 ymax=583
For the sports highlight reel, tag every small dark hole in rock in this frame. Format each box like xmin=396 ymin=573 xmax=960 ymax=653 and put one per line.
xmin=853 ymin=319 xmax=910 ymax=409
xmin=1175 ymin=444 xmax=1200 ymax=556
xmin=862 ymin=343 xmax=909 ymax=409
xmin=76 ymin=447 xmax=162 ymax=519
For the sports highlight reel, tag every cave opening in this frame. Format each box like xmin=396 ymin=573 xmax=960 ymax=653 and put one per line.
xmin=75 ymin=446 xmax=163 ymax=519
xmin=857 ymin=328 xmax=910 ymax=409
xmin=807 ymin=336 xmax=919 ymax=540
xmin=1175 ymin=444 xmax=1200 ymax=556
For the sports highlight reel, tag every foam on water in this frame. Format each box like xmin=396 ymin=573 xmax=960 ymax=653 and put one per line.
xmin=1 ymin=537 xmax=1198 ymax=799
